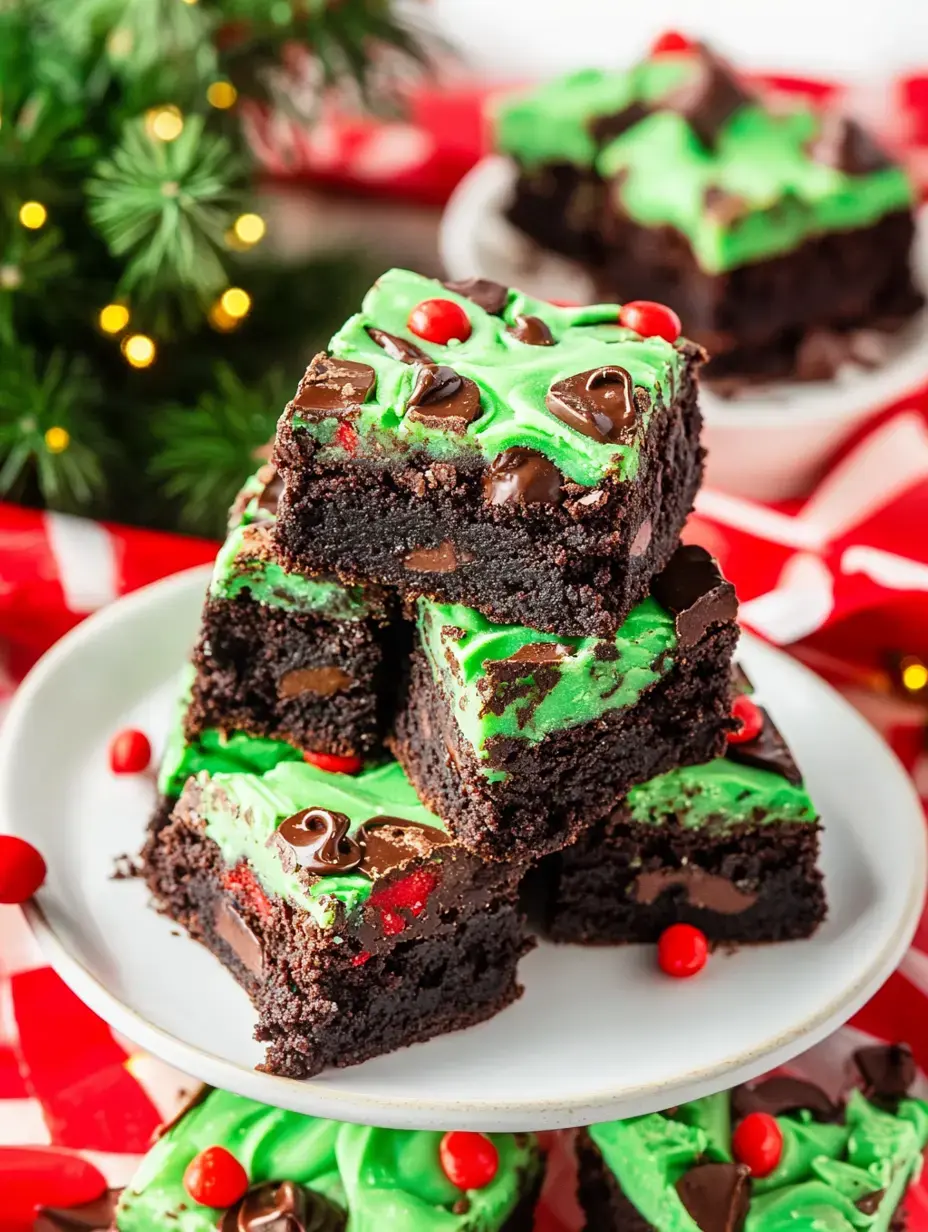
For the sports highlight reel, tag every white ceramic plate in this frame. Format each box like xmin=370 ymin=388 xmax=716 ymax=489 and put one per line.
xmin=0 ymin=566 xmax=924 ymax=1131
xmin=439 ymin=156 xmax=928 ymax=500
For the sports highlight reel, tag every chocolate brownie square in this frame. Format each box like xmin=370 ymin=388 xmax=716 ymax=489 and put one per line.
xmin=390 ymin=546 xmax=738 ymax=863
xmin=141 ymin=757 xmax=534 ymax=1078
xmin=273 ymin=267 xmax=705 ymax=637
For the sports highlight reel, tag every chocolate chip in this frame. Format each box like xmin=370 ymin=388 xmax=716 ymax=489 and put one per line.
xmin=405 ymin=364 xmax=481 ymax=432
xmin=725 ymin=708 xmax=804 ymax=786
xmin=278 ymin=666 xmax=352 ymax=698
xmin=403 ymin=541 xmax=474 ymax=573
xmin=508 ymin=642 xmax=570 ymax=663
xmin=356 ymin=818 xmax=452 ymax=879
xmin=35 ymin=1191 xmax=123 ymax=1232
xmin=153 ymin=1085 xmax=212 ymax=1141
xmin=853 ymin=1043 xmax=916 ymax=1108
xmin=275 ymin=808 xmax=363 ymax=876
xmin=675 ymin=1163 xmax=751 ymax=1232
xmin=588 ymin=101 xmax=650 ymax=146
xmin=483 ymin=447 xmax=563 ymax=505
xmin=507 ymin=314 xmax=555 ymax=345
xmin=856 ymin=1191 xmax=886 ymax=1216
xmin=220 ymin=1180 xmax=346 ymax=1232
xmin=290 ymin=354 xmax=376 ymax=418
xmin=731 ymin=1076 xmax=838 ymax=1123
xmin=365 ymin=327 xmax=430 ymax=364
xmin=660 ymin=47 xmax=752 ymax=148
xmin=651 ymin=544 xmax=738 ymax=647
xmin=634 ymin=868 xmax=759 ymax=915
xmin=545 ymin=366 xmax=637 ymax=443
xmin=809 ymin=115 xmax=892 ymax=176
xmin=442 ymin=277 xmax=508 ymax=315
xmin=214 ymin=899 xmax=264 ymax=977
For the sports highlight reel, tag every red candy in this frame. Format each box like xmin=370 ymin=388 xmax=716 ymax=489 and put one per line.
xmin=733 ymin=1112 xmax=784 ymax=1177
xmin=619 ymin=300 xmax=682 ymax=344
xmin=407 ymin=298 xmax=471 ymax=345
xmin=440 ymin=1132 xmax=499 ymax=1190
xmin=0 ymin=836 xmax=46 ymax=904
xmin=651 ymin=30 xmax=694 ymax=55
xmin=183 ymin=1146 xmax=249 ymax=1208
xmin=657 ymin=923 xmax=708 ymax=978
xmin=108 ymin=728 xmax=152 ymax=774
xmin=334 ymin=421 xmax=358 ymax=453
xmin=728 ymin=694 xmax=764 ymax=745
xmin=303 ymin=750 xmax=363 ymax=775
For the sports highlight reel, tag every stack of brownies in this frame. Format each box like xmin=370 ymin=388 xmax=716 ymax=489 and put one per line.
xmin=142 ymin=267 xmax=827 ymax=1080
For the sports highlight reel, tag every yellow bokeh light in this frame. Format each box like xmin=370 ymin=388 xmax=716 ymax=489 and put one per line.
xmin=19 ymin=201 xmax=47 ymax=230
xmin=44 ymin=426 xmax=70 ymax=454
xmin=208 ymin=302 xmax=239 ymax=333
xmin=122 ymin=334 xmax=156 ymax=368
xmin=99 ymin=303 xmax=130 ymax=334
xmin=220 ymin=287 xmax=251 ymax=320
xmin=233 ymin=213 xmax=266 ymax=246
xmin=207 ymin=80 xmax=238 ymax=110
xmin=902 ymin=661 xmax=928 ymax=692
xmin=147 ymin=106 xmax=184 ymax=142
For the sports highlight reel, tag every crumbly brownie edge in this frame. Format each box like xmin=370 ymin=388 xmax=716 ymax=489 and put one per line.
xmin=390 ymin=621 xmax=738 ymax=863
xmin=505 ymin=161 xmax=607 ymax=264
xmin=273 ymin=354 xmax=704 ymax=639
xmin=576 ymin=1128 xmax=655 ymax=1232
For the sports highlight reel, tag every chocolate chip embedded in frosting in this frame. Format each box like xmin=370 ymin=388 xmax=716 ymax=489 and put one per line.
xmin=442 ymin=277 xmax=509 ymax=315
xmin=220 ymin=1180 xmax=347 ymax=1232
xmin=588 ymin=101 xmax=650 ymax=146
xmin=278 ymin=666 xmax=353 ymax=699
xmin=855 ymin=1191 xmax=886 ymax=1216
xmin=661 ymin=47 xmax=752 ymax=148
xmin=731 ymin=1076 xmax=839 ymax=1123
xmin=507 ymin=314 xmax=555 ymax=346
xmin=275 ymin=808 xmax=363 ymax=876
xmin=34 ymin=1190 xmax=124 ymax=1232
xmin=365 ymin=326 xmax=430 ymax=365
xmin=675 ymin=1163 xmax=752 ymax=1232
xmin=405 ymin=364 xmax=482 ymax=433
xmin=809 ymin=115 xmax=892 ymax=176
xmin=214 ymin=899 xmax=264 ymax=977
xmin=725 ymin=707 xmax=803 ymax=786
xmin=651 ymin=544 xmax=737 ymax=647
xmin=545 ymin=366 xmax=637 ymax=443
xmin=483 ymin=447 xmax=563 ymax=506
xmin=403 ymin=541 xmax=475 ymax=573
xmin=290 ymin=354 xmax=376 ymax=418
xmin=633 ymin=867 xmax=759 ymax=915
xmin=853 ymin=1043 xmax=916 ymax=1108
xmin=508 ymin=641 xmax=570 ymax=664
xmin=356 ymin=818 xmax=453 ymax=879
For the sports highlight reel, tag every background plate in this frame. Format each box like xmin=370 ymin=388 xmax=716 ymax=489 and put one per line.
xmin=0 ymin=566 xmax=924 ymax=1131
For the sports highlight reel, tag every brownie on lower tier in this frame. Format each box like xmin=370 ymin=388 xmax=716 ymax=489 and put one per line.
xmin=577 ymin=1047 xmax=927 ymax=1232
xmin=391 ymin=545 xmax=738 ymax=863
xmin=274 ymin=267 xmax=705 ymax=638
xmin=142 ymin=758 xmax=533 ymax=1078
xmin=536 ymin=681 xmax=826 ymax=944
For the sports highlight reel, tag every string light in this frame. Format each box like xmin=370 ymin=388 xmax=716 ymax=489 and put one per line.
xmin=207 ymin=81 xmax=238 ymax=110
xmin=99 ymin=304 xmax=130 ymax=334
xmin=208 ymin=302 xmax=238 ymax=332
xmin=901 ymin=656 xmax=928 ymax=693
xmin=220 ymin=287 xmax=251 ymax=319
xmin=44 ymin=426 xmax=70 ymax=454
xmin=146 ymin=106 xmax=184 ymax=143
xmin=122 ymin=334 xmax=156 ymax=368
xmin=19 ymin=202 xmax=47 ymax=230
xmin=233 ymin=213 xmax=266 ymax=246
xmin=0 ymin=266 xmax=22 ymax=290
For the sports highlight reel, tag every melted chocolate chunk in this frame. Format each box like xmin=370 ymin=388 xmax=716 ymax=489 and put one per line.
xmin=357 ymin=818 xmax=453 ymax=879
xmin=661 ymin=48 xmax=752 ymax=148
xmin=731 ymin=1076 xmax=839 ymax=1123
xmin=290 ymin=354 xmax=376 ymax=418
xmin=509 ymin=642 xmax=570 ymax=663
xmin=442 ymin=277 xmax=508 ymax=315
xmin=276 ymin=808 xmax=363 ymax=875
xmin=634 ymin=867 xmax=758 ymax=915
xmin=404 ymin=541 xmax=474 ymax=573
xmin=220 ymin=1181 xmax=346 ymax=1232
xmin=588 ymin=101 xmax=650 ymax=146
xmin=651 ymin=544 xmax=737 ymax=647
xmin=153 ymin=1083 xmax=212 ymax=1140
xmin=34 ymin=1192 xmax=122 ymax=1232
xmin=214 ymin=898 xmax=264 ymax=976
xmin=726 ymin=708 xmax=803 ymax=786
xmin=545 ymin=366 xmax=637 ymax=443
xmin=405 ymin=363 xmax=481 ymax=432
xmin=809 ymin=115 xmax=892 ymax=176
xmin=278 ymin=666 xmax=352 ymax=698
xmin=483 ymin=447 xmax=563 ymax=505
xmin=856 ymin=1191 xmax=886 ymax=1216
xmin=365 ymin=326 xmax=430 ymax=364
xmin=676 ymin=1163 xmax=751 ymax=1232
xmin=507 ymin=314 xmax=555 ymax=345
xmin=853 ymin=1043 xmax=916 ymax=1108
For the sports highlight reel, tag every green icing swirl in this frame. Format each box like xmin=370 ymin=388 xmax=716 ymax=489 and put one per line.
xmin=116 ymin=1087 xmax=539 ymax=1231
xmin=193 ymin=759 xmax=446 ymax=926
xmin=417 ymin=594 xmax=676 ymax=778
xmin=296 ymin=268 xmax=687 ymax=486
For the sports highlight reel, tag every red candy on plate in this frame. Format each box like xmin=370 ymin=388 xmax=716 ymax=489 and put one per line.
xmin=108 ymin=728 xmax=152 ymax=774
xmin=439 ymin=1131 xmax=499 ymax=1190
xmin=733 ymin=1111 xmax=784 ymax=1177
xmin=728 ymin=694 xmax=764 ymax=744
xmin=303 ymin=750 xmax=363 ymax=775
xmin=619 ymin=300 xmax=682 ymax=344
xmin=657 ymin=923 xmax=708 ymax=978
xmin=183 ymin=1145 xmax=249 ymax=1208
xmin=0 ymin=835 xmax=46 ymax=904
xmin=407 ymin=298 xmax=472 ymax=345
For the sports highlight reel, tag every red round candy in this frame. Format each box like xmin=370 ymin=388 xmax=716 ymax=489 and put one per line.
xmin=657 ymin=923 xmax=708 ymax=978
xmin=183 ymin=1146 xmax=249 ymax=1208
xmin=733 ymin=1112 xmax=784 ymax=1177
xmin=407 ymin=298 xmax=472 ymax=345
xmin=727 ymin=694 xmax=764 ymax=745
xmin=108 ymin=728 xmax=152 ymax=775
xmin=439 ymin=1131 xmax=499 ymax=1190
xmin=651 ymin=30 xmax=694 ymax=55
xmin=0 ymin=836 xmax=46 ymax=904
xmin=303 ymin=750 xmax=362 ymax=775
xmin=619 ymin=300 xmax=682 ymax=344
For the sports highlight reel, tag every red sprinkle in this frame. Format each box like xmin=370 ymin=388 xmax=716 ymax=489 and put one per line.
xmin=222 ymin=862 xmax=272 ymax=922
xmin=183 ymin=1146 xmax=249 ymax=1208
xmin=351 ymin=951 xmax=371 ymax=967
xmin=334 ymin=421 xmax=358 ymax=453
xmin=108 ymin=728 xmax=152 ymax=775
xmin=407 ymin=298 xmax=472 ymax=345
xmin=728 ymin=694 xmax=764 ymax=745
xmin=440 ymin=1132 xmax=499 ymax=1190
xmin=0 ymin=836 xmax=46 ymax=904
xmin=733 ymin=1112 xmax=784 ymax=1177
xmin=657 ymin=923 xmax=708 ymax=978
xmin=303 ymin=750 xmax=363 ymax=775
xmin=651 ymin=30 xmax=694 ymax=55
xmin=619 ymin=300 xmax=682 ymax=344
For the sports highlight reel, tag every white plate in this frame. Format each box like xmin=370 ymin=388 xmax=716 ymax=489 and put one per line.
xmin=0 ymin=566 xmax=924 ymax=1131
xmin=439 ymin=156 xmax=928 ymax=501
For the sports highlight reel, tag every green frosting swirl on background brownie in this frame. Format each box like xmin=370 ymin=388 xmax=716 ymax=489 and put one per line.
xmin=417 ymin=594 xmax=676 ymax=776
xmin=626 ymin=757 xmax=817 ymax=829
xmin=116 ymin=1087 xmax=539 ymax=1231
xmin=294 ymin=268 xmax=688 ymax=486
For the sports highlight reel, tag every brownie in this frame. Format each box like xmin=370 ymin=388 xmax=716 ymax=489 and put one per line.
xmin=536 ymin=674 xmax=826 ymax=944
xmin=495 ymin=44 xmax=922 ymax=383
xmin=187 ymin=461 xmax=397 ymax=758
xmin=273 ymin=267 xmax=706 ymax=637
xmin=390 ymin=545 xmax=739 ymax=862
xmin=577 ymin=1046 xmax=927 ymax=1232
xmin=110 ymin=1086 xmax=543 ymax=1232
xmin=141 ymin=757 xmax=534 ymax=1078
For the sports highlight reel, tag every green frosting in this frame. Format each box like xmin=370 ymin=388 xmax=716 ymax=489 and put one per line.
xmin=417 ymin=593 xmax=676 ymax=778
xmin=626 ymin=757 xmax=817 ymax=830
xmin=296 ymin=268 xmax=687 ymax=486
xmin=494 ymin=50 xmax=913 ymax=273
xmin=116 ymin=1087 xmax=540 ymax=1232
xmin=589 ymin=1087 xmax=928 ymax=1232
xmin=192 ymin=759 xmax=446 ymax=926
